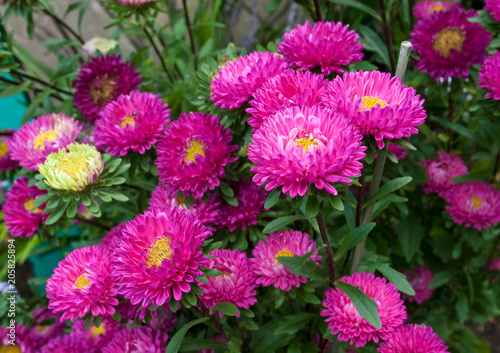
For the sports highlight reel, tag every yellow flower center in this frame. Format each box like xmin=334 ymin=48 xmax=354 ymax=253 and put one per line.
xmin=220 ymin=272 xmax=231 ymax=280
xmin=34 ymin=130 xmax=59 ymax=151
xmin=296 ymin=137 xmax=318 ymax=153
xmin=432 ymin=27 xmax=466 ymax=58
xmin=75 ymin=274 xmax=90 ymax=290
xmin=91 ymin=324 xmax=106 ymax=337
xmin=23 ymin=199 xmax=42 ymax=214
xmin=120 ymin=115 xmax=136 ymax=129
xmin=146 ymin=237 xmax=172 ymax=268
xmin=275 ymin=249 xmax=294 ymax=263
xmin=430 ymin=6 xmax=445 ymax=14
xmin=471 ymin=196 xmax=483 ymax=209
xmin=0 ymin=142 xmax=9 ymax=157
xmin=176 ymin=196 xmax=186 ymax=207
xmin=0 ymin=345 xmax=22 ymax=353
xmin=89 ymin=76 xmax=116 ymax=107
xmin=361 ymin=96 xmax=388 ymax=112
xmin=184 ymin=140 xmax=205 ymax=163
xmin=55 ymin=154 xmax=89 ymax=181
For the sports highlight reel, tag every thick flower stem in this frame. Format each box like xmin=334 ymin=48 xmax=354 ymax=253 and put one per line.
xmin=316 ymin=211 xmax=336 ymax=287
xmin=313 ymin=0 xmax=322 ymax=22
xmin=198 ymin=301 xmax=230 ymax=342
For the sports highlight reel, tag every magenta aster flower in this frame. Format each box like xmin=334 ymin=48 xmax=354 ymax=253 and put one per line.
xmin=0 ymin=133 xmax=17 ymax=171
xmin=278 ymin=20 xmax=363 ymax=75
xmin=250 ymin=230 xmax=321 ymax=291
xmin=149 ymin=182 xmax=221 ymax=228
xmin=112 ymin=208 xmax=209 ymax=307
xmin=377 ymin=324 xmax=449 ymax=353
xmin=40 ymin=334 xmax=97 ymax=353
xmin=116 ymin=301 xmax=151 ymax=321
xmin=248 ymin=105 xmax=365 ymax=198
xmin=420 ymin=151 xmax=468 ymax=197
xmin=388 ymin=143 xmax=407 ymax=160
xmin=485 ymin=0 xmax=500 ymax=21
xmin=9 ymin=113 xmax=82 ymax=170
xmin=72 ymin=317 xmax=119 ymax=350
xmin=155 ymin=112 xmax=238 ymax=198
xmin=246 ymin=69 xmax=328 ymax=131
xmin=321 ymin=70 xmax=426 ymax=149
xmin=102 ymin=326 xmax=167 ymax=353
xmin=3 ymin=177 xmax=48 ymax=238
xmin=22 ymin=308 xmax=65 ymax=353
xmin=73 ymin=54 xmax=141 ymax=122
xmin=486 ymin=258 xmax=500 ymax=281
xmin=321 ymin=272 xmax=407 ymax=348
xmin=46 ymin=245 xmax=119 ymax=322
xmin=479 ymin=52 xmax=500 ymax=100
xmin=219 ymin=179 xmax=266 ymax=232
xmin=410 ymin=7 xmax=491 ymax=80
xmin=210 ymin=51 xmax=288 ymax=109
xmin=402 ymin=265 xmax=435 ymax=304
xmin=198 ymin=249 xmax=257 ymax=316
xmin=0 ymin=323 xmax=38 ymax=353
xmin=444 ymin=181 xmax=500 ymax=230
xmin=100 ymin=223 xmax=126 ymax=250
xmin=94 ymin=92 xmax=170 ymax=156
xmin=413 ymin=1 xmax=461 ymax=20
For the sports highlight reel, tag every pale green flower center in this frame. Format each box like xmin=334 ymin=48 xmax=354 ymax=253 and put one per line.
xmin=432 ymin=27 xmax=466 ymax=58
xmin=185 ymin=139 xmax=205 ymax=163
xmin=34 ymin=130 xmax=59 ymax=151
xmin=0 ymin=142 xmax=9 ymax=157
xmin=296 ymin=137 xmax=318 ymax=152
xmin=146 ymin=237 xmax=172 ymax=268
xmin=55 ymin=154 xmax=89 ymax=180
xmin=23 ymin=199 xmax=42 ymax=214
xmin=361 ymin=96 xmax=388 ymax=112
xmin=471 ymin=196 xmax=483 ymax=209
xmin=75 ymin=273 xmax=90 ymax=289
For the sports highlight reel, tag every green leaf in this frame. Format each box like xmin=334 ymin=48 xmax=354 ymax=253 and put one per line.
xmin=265 ymin=0 xmax=283 ymax=11
xmin=275 ymin=291 xmax=285 ymax=309
xmin=203 ymin=268 xmax=223 ymax=277
xmin=184 ymin=290 xmax=197 ymax=306
xmin=479 ymin=119 xmax=500 ymax=147
xmin=364 ymin=262 xmax=415 ymax=295
xmin=204 ymin=241 xmax=222 ymax=254
xmin=335 ymin=223 xmax=376 ymax=260
xmin=335 ymin=281 xmax=381 ymax=329
xmin=368 ymin=177 xmax=412 ymax=205
xmin=21 ymin=89 xmax=55 ymax=125
xmin=219 ymin=183 xmax=234 ymax=197
xmin=65 ymin=200 xmax=78 ymax=219
xmin=296 ymin=289 xmax=321 ymax=304
xmin=165 ymin=318 xmax=209 ymax=353
xmin=222 ymin=193 xmax=238 ymax=207
xmin=305 ymin=195 xmax=320 ymax=218
xmin=456 ymin=293 xmax=469 ymax=323
xmin=327 ymin=0 xmax=381 ymax=20
xmin=32 ymin=193 xmax=54 ymax=209
xmin=273 ymin=313 xmax=316 ymax=335
xmin=265 ymin=189 xmax=281 ymax=209
xmin=170 ymin=297 xmax=180 ymax=312
xmin=397 ymin=215 xmax=423 ymax=263
xmin=0 ymin=79 xmax=31 ymax=98
xmin=93 ymin=315 xmax=101 ymax=328
xmin=263 ymin=215 xmax=305 ymax=234
xmin=214 ymin=302 xmax=238 ymax=316
xmin=429 ymin=270 xmax=456 ymax=289
xmin=105 ymin=190 xmax=129 ymax=202
xmin=45 ymin=201 xmax=69 ymax=225
xmin=358 ymin=25 xmax=390 ymax=68
xmin=180 ymin=338 xmax=227 ymax=352
xmin=277 ymin=255 xmax=327 ymax=281
xmin=329 ymin=195 xmax=344 ymax=211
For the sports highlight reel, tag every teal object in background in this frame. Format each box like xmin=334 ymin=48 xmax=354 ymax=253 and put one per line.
xmin=0 ymin=74 xmax=29 ymax=130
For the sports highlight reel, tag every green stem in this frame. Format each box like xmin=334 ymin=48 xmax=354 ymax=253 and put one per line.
xmin=198 ymin=300 xmax=230 ymax=342
xmin=379 ymin=0 xmax=395 ymax=73
xmin=231 ymin=316 xmax=250 ymax=352
xmin=350 ymin=150 xmax=387 ymax=274
xmin=41 ymin=9 xmax=84 ymax=44
xmin=10 ymin=69 xmax=73 ymax=96
xmin=74 ymin=214 xmax=111 ymax=231
xmin=453 ymin=92 xmax=479 ymax=124
xmin=316 ymin=211 xmax=336 ymax=286
xmin=313 ymin=0 xmax=322 ymax=21
xmin=142 ymin=27 xmax=174 ymax=83
xmin=182 ymin=0 xmax=197 ymax=70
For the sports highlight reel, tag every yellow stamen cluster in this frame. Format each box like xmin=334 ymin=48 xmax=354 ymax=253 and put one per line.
xmin=471 ymin=196 xmax=483 ymax=209
xmin=185 ymin=140 xmax=205 ymax=163
xmin=275 ymin=249 xmax=293 ymax=264
xmin=91 ymin=324 xmax=106 ymax=337
xmin=432 ymin=27 xmax=466 ymax=58
xmin=55 ymin=154 xmax=89 ymax=181
xmin=176 ymin=196 xmax=186 ymax=207
xmin=90 ymin=76 xmax=116 ymax=106
xmin=120 ymin=115 xmax=136 ymax=129
xmin=0 ymin=142 xmax=9 ymax=157
xmin=361 ymin=96 xmax=388 ymax=112
xmin=75 ymin=274 xmax=90 ymax=290
xmin=0 ymin=344 xmax=22 ymax=353
xmin=430 ymin=6 xmax=445 ymax=14
xmin=296 ymin=137 xmax=318 ymax=153
xmin=34 ymin=130 xmax=59 ymax=151
xmin=23 ymin=199 xmax=42 ymax=214
xmin=146 ymin=237 xmax=172 ymax=268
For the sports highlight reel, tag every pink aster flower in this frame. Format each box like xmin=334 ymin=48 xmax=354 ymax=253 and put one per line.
xmin=73 ymin=54 xmax=141 ymax=122
xmin=479 ymin=52 xmax=500 ymax=100
xmin=210 ymin=51 xmax=288 ymax=109
xmin=94 ymin=92 xmax=170 ymax=156
xmin=39 ymin=334 xmax=97 ymax=353
xmin=100 ymin=223 xmax=126 ymax=250
xmin=388 ymin=143 xmax=407 ymax=160
xmin=102 ymin=326 xmax=167 ymax=353
xmin=247 ymin=105 xmax=365 ymax=198
xmin=155 ymin=112 xmax=238 ymax=198
xmin=420 ymin=151 xmax=468 ymax=197
xmin=46 ymin=245 xmax=119 ymax=322
xmin=321 ymin=272 xmax=407 ymax=348
xmin=485 ymin=0 xmax=500 ymax=21
xmin=219 ymin=179 xmax=266 ymax=232
xmin=9 ymin=113 xmax=82 ymax=170
xmin=149 ymin=182 xmax=221 ymax=228
xmin=321 ymin=70 xmax=426 ymax=149
xmin=278 ymin=20 xmax=363 ymax=75
xmin=402 ymin=265 xmax=435 ymax=304
xmin=410 ymin=7 xmax=491 ymax=80
xmin=444 ymin=181 xmax=500 ymax=230
xmin=0 ymin=133 xmax=17 ymax=171
xmin=3 ymin=177 xmax=48 ymax=238
xmin=377 ymin=324 xmax=449 ymax=353
xmin=112 ymin=208 xmax=209 ymax=307
xmin=198 ymin=249 xmax=257 ymax=316
xmin=250 ymin=230 xmax=321 ymax=291
xmin=246 ymin=69 xmax=328 ymax=131
xmin=486 ymin=258 xmax=500 ymax=281
xmin=413 ymin=1 xmax=461 ymax=20
xmin=21 ymin=308 xmax=65 ymax=353
xmin=72 ymin=317 xmax=119 ymax=350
